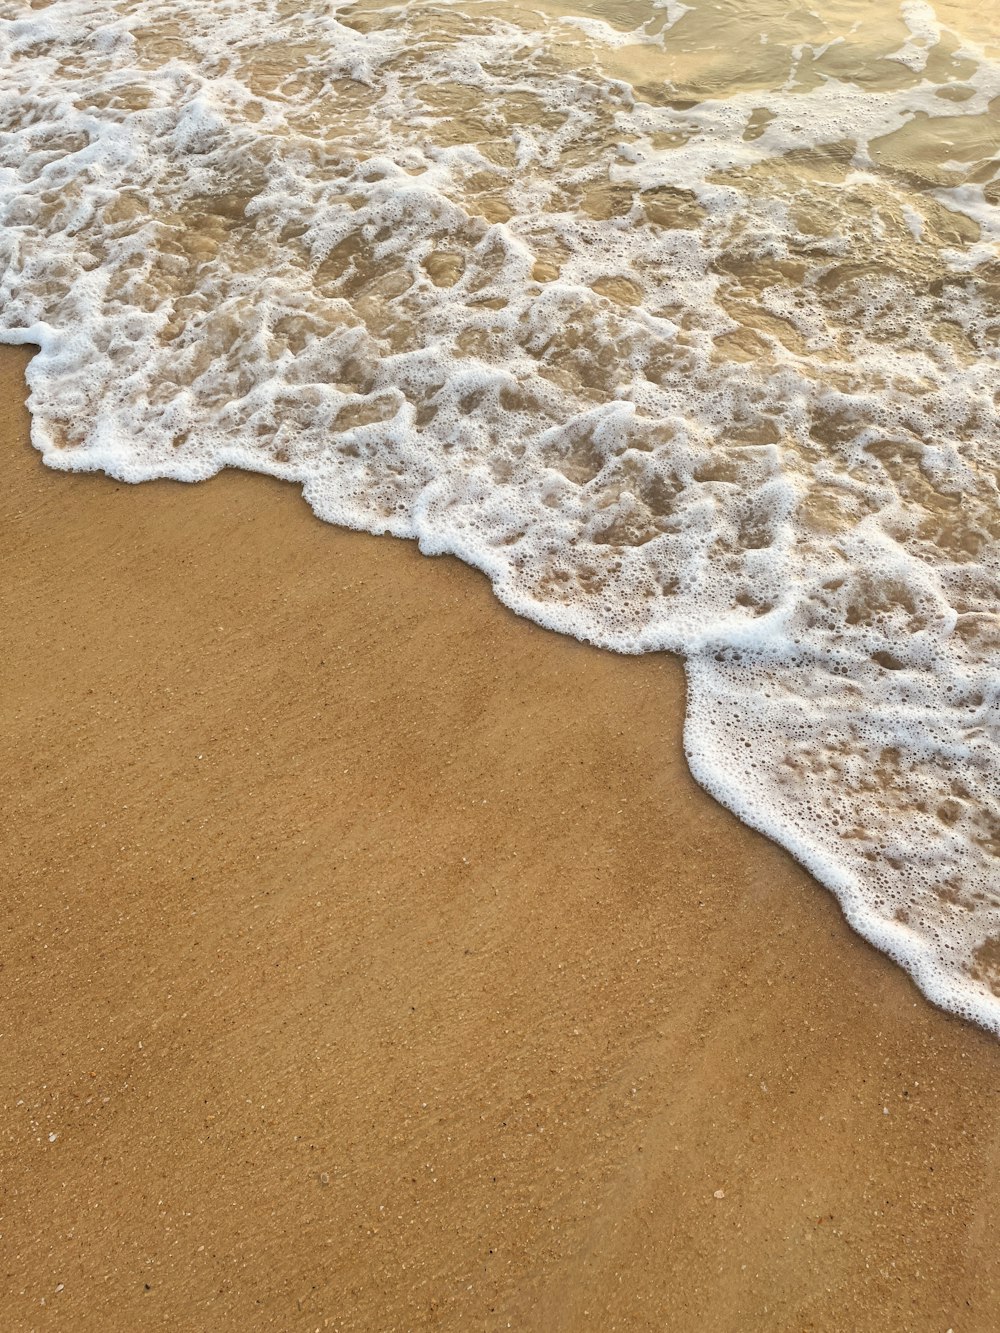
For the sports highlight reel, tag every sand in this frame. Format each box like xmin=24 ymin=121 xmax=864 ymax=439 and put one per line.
xmin=1 ymin=341 xmax=999 ymax=1331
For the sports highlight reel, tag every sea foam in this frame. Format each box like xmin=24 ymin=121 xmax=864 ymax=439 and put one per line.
xmin=2 ymin=0 xmax=1000 ymax=1028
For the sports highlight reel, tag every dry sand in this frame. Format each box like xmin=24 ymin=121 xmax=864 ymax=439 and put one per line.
xmin=2 ymin=342 xmax=999 ymax=1331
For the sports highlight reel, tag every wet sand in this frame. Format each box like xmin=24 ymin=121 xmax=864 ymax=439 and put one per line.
xmin=2 ymin=341 xmax=999 ymax=1331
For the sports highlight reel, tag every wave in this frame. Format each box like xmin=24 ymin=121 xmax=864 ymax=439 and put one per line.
xmin=3 ymin=0 xmax=1000 ymax=1027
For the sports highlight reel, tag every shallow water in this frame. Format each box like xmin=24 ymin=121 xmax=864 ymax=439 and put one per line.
xmin=2 ymin=0 xmax=999 ymax=1027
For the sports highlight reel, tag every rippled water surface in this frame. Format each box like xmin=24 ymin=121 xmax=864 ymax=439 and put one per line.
xmin=2 ymin=0 xmax=1000 ymax=1026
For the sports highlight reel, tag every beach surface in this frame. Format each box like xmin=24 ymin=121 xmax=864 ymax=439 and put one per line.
xmin=2 ymin=340 xmax=999 ymax=1331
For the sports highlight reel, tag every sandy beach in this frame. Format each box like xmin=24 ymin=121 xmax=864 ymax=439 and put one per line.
xmin=2 ymin=340 xmax=999 ymax=1330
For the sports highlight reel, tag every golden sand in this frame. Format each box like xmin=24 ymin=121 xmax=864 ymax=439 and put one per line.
xmin=2 ymin=344 xmax=999 ymax=1330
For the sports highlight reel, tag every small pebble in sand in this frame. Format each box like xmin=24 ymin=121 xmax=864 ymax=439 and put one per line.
xmin=713 ymin=1189 xmax=725 ymax=1200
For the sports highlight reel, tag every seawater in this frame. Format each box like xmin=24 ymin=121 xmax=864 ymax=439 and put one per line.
xmin=2 ymin=0 xmax=1000 ymax=1028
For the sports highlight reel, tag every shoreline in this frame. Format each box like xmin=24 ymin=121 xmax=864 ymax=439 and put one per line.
xmin=3 ymin=342 xmax=999 ymax=1330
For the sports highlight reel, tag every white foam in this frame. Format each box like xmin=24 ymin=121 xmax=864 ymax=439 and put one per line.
xmin=889 ymin=0 xmax=942 ymax=71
